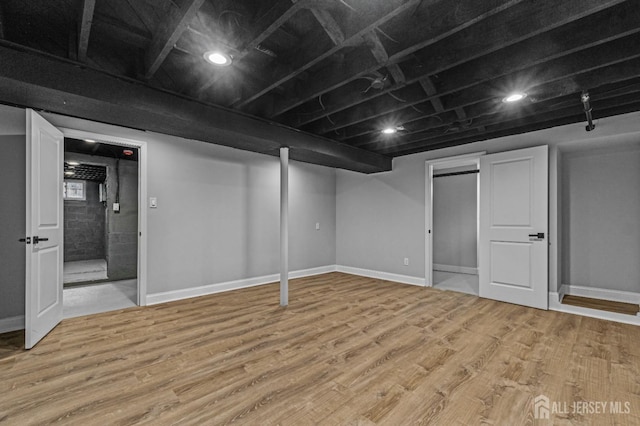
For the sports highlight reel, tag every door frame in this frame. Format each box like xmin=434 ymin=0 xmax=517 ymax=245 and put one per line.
xmin=425 ymin=152 xmax=484 ymax=287
xmin=60 ymin=128 xmax=148 ymax=306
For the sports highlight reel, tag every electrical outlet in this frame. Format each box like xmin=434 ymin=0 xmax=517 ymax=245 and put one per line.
xmin=403 ymin=257 xmax=409 ymax=266
xmin=113 ymin=202 xmax=120 ymax=213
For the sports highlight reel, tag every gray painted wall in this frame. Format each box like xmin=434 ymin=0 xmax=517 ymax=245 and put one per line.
xmin=433 ymin=169 xmax=477 ymax=269
xmin=0 ymin=134 xmax=26 ymax=319
xmin=64 ymin=180 xmax=106 ymax=262
xmin=337 ymin=160 xmax=425 ymax=278
xmin=0 ymin=105 xmax=337 ymax=322
xmin=290 ymin=162 xmax=336 ymax=272
xmin=562 ymin=143 xmax=640 ymax=292
xmin=144 ymin=132 xmax=336 ymax=293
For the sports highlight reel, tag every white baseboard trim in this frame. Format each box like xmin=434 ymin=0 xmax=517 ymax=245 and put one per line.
xmin=557 ymin=285 xmax=566 ymax=300
xmin=560 ymin=284 xmax=640 ymax=305
xmin=289 ymin=265 xmax=336 ymax=279
xmin=335 ymin=265 xmax=425 ymax=287
xmin=0 ymin=315 xmax=25 ymax=333
xmin=549 ymin=292 xmax=640 ymax=326
xmin=146 ymin=265 xmax=337 ymax=305
xmin=433 ymin=264 xmax=478 ymax=275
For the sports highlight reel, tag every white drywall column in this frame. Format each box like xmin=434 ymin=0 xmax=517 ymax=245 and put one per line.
xmin=280 ymin=147 xmax=289 ymax=306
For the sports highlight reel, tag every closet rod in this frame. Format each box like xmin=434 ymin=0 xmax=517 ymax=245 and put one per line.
xmin=433 ymin=169 xmax=479 ymax=178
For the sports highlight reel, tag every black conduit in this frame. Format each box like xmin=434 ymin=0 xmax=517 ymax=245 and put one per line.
xmin=115 ymin=159 xmax=120 ymax=205
xmin=582 ymin=91 xmax=595 ymax=132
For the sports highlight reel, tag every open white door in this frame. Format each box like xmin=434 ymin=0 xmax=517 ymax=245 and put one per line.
xmin=479 ymin=145 xmax=548 ymax=310
xmin=25 ymin=109 xmax=64 ymax=349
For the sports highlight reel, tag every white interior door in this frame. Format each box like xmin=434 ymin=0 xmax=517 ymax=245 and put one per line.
xmin=479 ymin=145 xmax=548 ymax=309
xmin=25 ymin=109 xmax=64 ymax=349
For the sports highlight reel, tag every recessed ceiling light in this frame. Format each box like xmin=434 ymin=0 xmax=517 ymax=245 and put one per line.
xmin=502 ymin=92 xmax=527 ymax=103
xmin=381 ymin=127 xmax=397 ymax=134
xmin=204 ymin=51 xmax=232 ymax=66
xmin=84 ymin=139 xmax=96 ymax=143
xmin=67 ymin=161 xmax=80 ymax=166
xmin=64 ymin=171 xmax=75 ymax=176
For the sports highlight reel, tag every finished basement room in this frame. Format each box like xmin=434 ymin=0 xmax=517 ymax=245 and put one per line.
xmin=1 ymin=0 xmax=639 ymax=424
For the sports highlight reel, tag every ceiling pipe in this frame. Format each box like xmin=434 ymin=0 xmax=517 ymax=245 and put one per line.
xmin=581 ymin=91 xmax=595 ymax=131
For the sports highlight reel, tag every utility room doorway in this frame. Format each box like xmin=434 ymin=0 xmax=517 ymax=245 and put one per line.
xmin=63 ymin=137 xmax=139 ymax=318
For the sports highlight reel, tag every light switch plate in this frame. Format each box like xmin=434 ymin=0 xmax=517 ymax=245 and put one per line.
xmin=149 ymin=197 xmax=158 ymax=208
xmin=113 ymin=202 xmax=120 ymax=212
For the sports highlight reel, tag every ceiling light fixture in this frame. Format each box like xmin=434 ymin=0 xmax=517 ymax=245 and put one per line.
xmin=67 ymin=161 xmax=80 ymax=166
xmin=381 ymin=125 xmax=405 ymax=135
xmin=502 ymin=92 xmax=527 ymax=103
xmin=84 ymin=139 xmax=96 ymax=143
xmin=64 ymin=171 xmax=75 ymax=176
xmin=204 ymin=50 xmax=232 ymax=66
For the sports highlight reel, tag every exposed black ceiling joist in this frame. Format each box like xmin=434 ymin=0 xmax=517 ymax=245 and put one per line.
xmin=339 ymin=33 xmax=640 ymax=145
xmin=145 ymin=0 xmax=206 ymax=79
xmin=77 ymin=0 xmax=96 ymax=63
xmin=0 ymin=43 xmax=391 ymax=174
xmin=1 ymin=0 xmax=637 ymax=159
xmin=196 ymin=0 xmax=308 ymax=94
xmin=233 ymin=0 xmax=421 ymax=109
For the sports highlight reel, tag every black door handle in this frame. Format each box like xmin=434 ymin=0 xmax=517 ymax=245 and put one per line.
xmin=528 ymin=233 xmax=545 ymax=239
xmin=33 ymin=236 xmax=49 ymax=244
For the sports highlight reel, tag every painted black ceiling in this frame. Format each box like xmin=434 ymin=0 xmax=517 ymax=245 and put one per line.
xmin=65 ymin=138 xmax=139 ymax=161
xmin=1 ymin=0 xmax=639 ymax=172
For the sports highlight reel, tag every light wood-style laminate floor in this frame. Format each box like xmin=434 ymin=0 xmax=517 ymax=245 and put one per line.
xmin=1 ymin=272 xmax=639 ymax=425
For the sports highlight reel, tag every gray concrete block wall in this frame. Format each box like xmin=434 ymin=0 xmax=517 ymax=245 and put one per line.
xmin=106 ymin=159 xmax=138 ymax=280
xmin=63 ymin=180 xmax=106 ymax=261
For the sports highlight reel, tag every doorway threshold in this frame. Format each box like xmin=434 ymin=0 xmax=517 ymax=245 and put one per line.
xmin=433 ymin=271 xmax=479 ymax=296
xmin=63 ymin=279 xmax=137 ymax=319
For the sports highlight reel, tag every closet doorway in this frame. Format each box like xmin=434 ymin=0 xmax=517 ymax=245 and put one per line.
xmin=426 ymin=153 xmax=482 ymax=295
